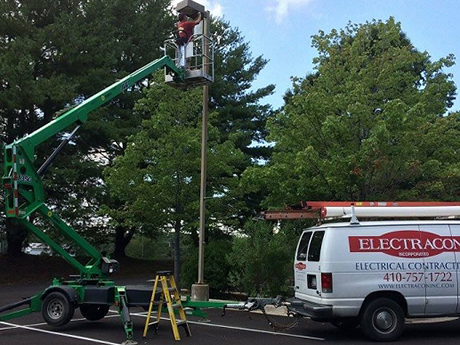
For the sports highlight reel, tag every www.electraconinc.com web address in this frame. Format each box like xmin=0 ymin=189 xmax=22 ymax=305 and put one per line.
xmin=378 ymin=283 xmax=455 ymax=289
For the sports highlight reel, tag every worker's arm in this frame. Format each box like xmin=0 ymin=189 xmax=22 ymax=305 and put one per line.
xmin=193 ymin=12 xmax=202 ymax=24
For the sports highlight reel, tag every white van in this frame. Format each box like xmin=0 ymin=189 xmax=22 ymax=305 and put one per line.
xmin=290 ymin=219 xmax=460 ymax=341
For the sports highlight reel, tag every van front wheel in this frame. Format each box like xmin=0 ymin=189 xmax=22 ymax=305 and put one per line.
xmin=360 ymin=298 xmax=404 ymax=341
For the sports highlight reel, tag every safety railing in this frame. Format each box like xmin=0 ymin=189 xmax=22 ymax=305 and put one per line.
xmin=164 ymin=33 xmax=214 ymax=86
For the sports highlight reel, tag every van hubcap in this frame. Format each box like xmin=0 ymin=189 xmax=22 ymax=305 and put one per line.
xmin=374 ymin=309 xmax=395 ymax=331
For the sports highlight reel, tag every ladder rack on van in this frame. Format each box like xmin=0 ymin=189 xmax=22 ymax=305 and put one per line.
xmin=263 ymin=201 xmax=460 ymax=220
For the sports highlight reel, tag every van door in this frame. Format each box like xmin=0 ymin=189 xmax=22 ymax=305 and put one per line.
xmin=294 ymin=231 xmax=313 ymax=296
xmin=420 ymin=224 xmax=457 ymax=315
xmin=294 ymin=230 xmax=325 ymax=300
xmin=448 ymin=224 xmax=460 ymax=313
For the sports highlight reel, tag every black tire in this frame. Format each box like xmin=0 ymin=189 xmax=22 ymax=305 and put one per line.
xmin=331 ymin=318 xmax=359 ymax=331
xmin=80 ymin=304 xmax=110 ymax=321
xmin=360 ymin=298 xmax=405 ymax=342
xmin=42 ymin=291 xmax=75 ymax=327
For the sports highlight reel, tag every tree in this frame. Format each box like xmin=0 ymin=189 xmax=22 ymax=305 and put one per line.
xmin=104 ymin=73 xmax=244 ymax=282
xmin=228 ymin=221 xmax=299 ymax=297
xmin=208 ymin=20 xmax=276 ymax=228
xmin=245 ymin=18 xmax=458 ymax=207
xmin=0 ymin=0 xmax=174 ymax=255
xmin=0 ymin=0 xmax=82 ymax=255
xmin=103 ymin=17 xmax=276 ymax=261
xmin=211 ymin=19 xmax=275 ymax=158
xmin=43 ymin=0 xmax=175 ymax=256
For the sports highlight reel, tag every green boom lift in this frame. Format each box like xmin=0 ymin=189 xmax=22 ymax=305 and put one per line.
xmin=0 ymin=6 xmax=216 ymax=342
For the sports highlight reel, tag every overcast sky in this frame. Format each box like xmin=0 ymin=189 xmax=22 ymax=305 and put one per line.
xmin=172 ymin=0 xmax=460 ymax=111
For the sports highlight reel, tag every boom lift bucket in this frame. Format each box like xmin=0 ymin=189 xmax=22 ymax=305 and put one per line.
xmin=164 ymin=34 xmax=214 ymax=88
xmin=165 ymin=0 xmax=213 ymax=88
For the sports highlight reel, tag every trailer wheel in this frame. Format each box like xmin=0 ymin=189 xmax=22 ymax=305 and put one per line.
xmin=360 ymin=298 xmax=404 ymax=341
xmin=330 ymin=318 xmax=359 ymax=331
xmin=80 ymin=304 xmax=110 ymax=321
xmin=42 ymin=292 xmax=75 ymax=327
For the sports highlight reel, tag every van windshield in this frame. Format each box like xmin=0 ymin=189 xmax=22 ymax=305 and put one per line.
xmin=308 ymin=231 xmax=325 ymax=262
xmin=296 ymin=231 xmax=312 ymax=260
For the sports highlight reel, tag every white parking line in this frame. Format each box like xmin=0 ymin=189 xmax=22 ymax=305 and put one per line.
xmin=126 ymin=310 xmax=325 ymax=341
xmin=1 ymin=309 xmax=325 ymax=342
xmin=0 ymin=315 xmax=120 ymax=345
xmin=0 ymin=315 xmax=120 ymax=332
xmin=0 ymin=319 xmax=121 ymax=345
xmin=0 ymin=321 xmax=49 ymax=331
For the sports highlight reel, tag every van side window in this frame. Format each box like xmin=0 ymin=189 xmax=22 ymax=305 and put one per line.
xmin=308 ymin=231 xmax=325 ymax=262
xmin=296 ymin=232 xmax=312 ymax=261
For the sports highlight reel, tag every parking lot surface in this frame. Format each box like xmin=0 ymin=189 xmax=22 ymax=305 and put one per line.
xmin=2 ymin=281 xmax=460 ymax=344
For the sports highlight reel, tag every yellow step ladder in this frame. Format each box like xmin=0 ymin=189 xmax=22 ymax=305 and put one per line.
xmin=143 ymin=271 xmax=191 ymax=340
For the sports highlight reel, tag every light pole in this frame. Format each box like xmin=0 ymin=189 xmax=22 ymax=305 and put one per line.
xmin=192 ymin=8 xmax=211 ymax=301
xmin=176 ymin=0 xmax=211 ymax=301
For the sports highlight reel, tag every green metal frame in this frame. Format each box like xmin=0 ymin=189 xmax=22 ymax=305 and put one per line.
xmin=0 ymin=56 xmax=183 ymax=340
xmin=2 ymin=56 xmax=183 ymax=279
xmin=0 ymin=46 xmax=230 ymax=342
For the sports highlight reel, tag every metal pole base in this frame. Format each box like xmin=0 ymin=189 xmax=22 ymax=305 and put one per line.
xmin=191 ymin=283 xmax=209 ymax=301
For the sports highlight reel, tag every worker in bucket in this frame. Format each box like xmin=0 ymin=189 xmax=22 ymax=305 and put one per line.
xmin=176 ymin=12 xmax=202 ymax=68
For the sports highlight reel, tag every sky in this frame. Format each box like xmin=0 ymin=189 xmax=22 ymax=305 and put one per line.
xmin=173 ymin=0 xmax=460 ymax=110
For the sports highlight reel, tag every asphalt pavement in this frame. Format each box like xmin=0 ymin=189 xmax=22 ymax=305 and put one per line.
xmin=1 ymin=281 xmax=460 ymax=344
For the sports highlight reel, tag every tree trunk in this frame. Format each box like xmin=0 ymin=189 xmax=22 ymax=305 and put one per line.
xmin=173 ymin=220 xmax=181 ymax=288
xmin=113 ymin=225 xmax=134 ymax=258
xmin=6 ymin=219 xmax=27 ymax=256
xmin=190 ymin=226 xmax=199 ymax=247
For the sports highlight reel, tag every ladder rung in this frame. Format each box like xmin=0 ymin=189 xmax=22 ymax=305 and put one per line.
xmin=156 ymin=270 xmax=173 ymax=276
xmin=144 ymin=273 xmax=189 ymax=340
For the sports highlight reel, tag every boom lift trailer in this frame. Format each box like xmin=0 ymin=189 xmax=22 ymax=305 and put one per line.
xmin=0 ymin=33 xmax=216 ymax=343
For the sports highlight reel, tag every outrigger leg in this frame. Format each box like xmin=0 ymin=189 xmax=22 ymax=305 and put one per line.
xmin=116 ymin=287 xmax=137 ymax=345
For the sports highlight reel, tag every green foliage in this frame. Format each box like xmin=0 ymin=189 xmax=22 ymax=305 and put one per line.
xmin=104 ymin=16 xmax=275 ymax=259
xmin=228 ymin=221 xmax=301 ymax=297
xmin=105 ymin=73 xmax=244 ymax=231
xmin=125 ymin=232 xmax=173 ymax=260
xmin=247 ymin=18 xmax=459 ymax=207
xmin=211 ymin=19 xmax=275 ymax=155
xmin=208 ymin=19 xmax=276 ymax=227
xmin=0 ymin=0 xmax=175 ymax=255
xmin=180 ymin=221 xmax=307 ymax=297
xmin=181 ymin=237 xmax=233 ymax=294
xmin=104 ymin=71 xmax=245 ymax=276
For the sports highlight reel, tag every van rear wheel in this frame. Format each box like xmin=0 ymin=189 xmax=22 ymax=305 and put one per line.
xmin=360 ymin=298 xmax=404 ymax=341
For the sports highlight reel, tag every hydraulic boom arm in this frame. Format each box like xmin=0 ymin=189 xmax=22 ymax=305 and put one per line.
xmin=2 ymin=55 xmax=183 ymax=279
xmin=11 ymin=56 xmax=183 ymax=160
